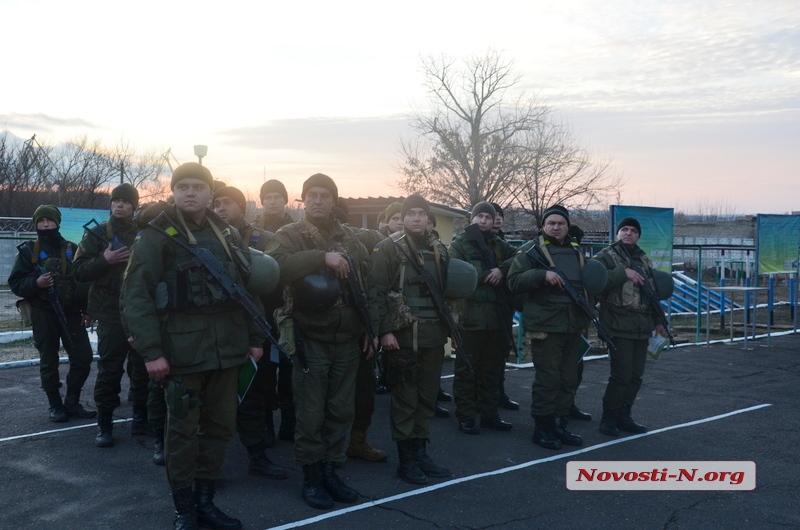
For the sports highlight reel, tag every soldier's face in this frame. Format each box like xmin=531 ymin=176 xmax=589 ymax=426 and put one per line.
xmin=388 ymin=213 xmax=403 ymax=233
xmin=261 ymin=192 xmax=286 ymax=217
xmin=36 ymin=218 xmax=57 ymax=230
xmin=111 ymin=199 xmax=134 ymax=219
xmin=214 ymin=196 xmax=243 ymax=225
xmin=472 ymin=212 xmax=494 ymax=232
xmin=304 ymin=186 xmax=335 ymax=220
xmin=173 ymin=178 xmax=212 ymax=217
xmin=404 ymin=208 xmax=428 ymax=235
xmin=617 ymin=226 xmax=640 ymax=246
xmin=493 ymin=213 xmax=503 ymax=231
xmin=543 ymin=214 xmax=568 ymax=242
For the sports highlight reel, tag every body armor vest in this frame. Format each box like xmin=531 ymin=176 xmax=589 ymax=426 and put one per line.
xmin=162 ymin=223 xmax=240 ymax=310
xmin=395 ymin=236 xmax=446 ymax=321
xmin=548 ymin=244 xmax=583 ymax=303
xmin=604 ymin=245 xmax=654 ymax=311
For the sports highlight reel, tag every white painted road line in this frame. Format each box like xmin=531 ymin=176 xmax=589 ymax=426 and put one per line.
xmin=0 ymin=418 xmax=132 ymax=443
xmin=265 ymin=403 xmax=772 ymax=530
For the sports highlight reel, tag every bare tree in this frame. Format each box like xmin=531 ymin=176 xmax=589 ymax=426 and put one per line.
xmin=397 ymin=50 xmax=621 ymax=223
xmin=108 ymin=138 xmax=170 ymax=202
xmin=398 ymin=50 xmax=547 ymax=209
xmin=512 ymin=117 xmax=622 ymax=224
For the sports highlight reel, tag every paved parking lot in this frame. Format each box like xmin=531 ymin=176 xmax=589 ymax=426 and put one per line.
xmin=1 ymin=334 xmax=798 ymax=529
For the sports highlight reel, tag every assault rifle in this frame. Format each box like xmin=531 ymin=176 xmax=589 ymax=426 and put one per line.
xmin=340 ymin=254 xmax=378 ymax=358
xmin=147 ymin=211 xmax=291 ymax=364
xmin=36 ymin=263 xmax=73 ymax=347
xmin=392 ymin=236 xmax=473 ymax=372
xmin=82 ymin=218 xmax=124 ymax=250
xmin=617 ymin=243 xmax=675 ymax=345
xmin=523 ymin=243 xmax=616 ymax=351
xmin=463 ymin=224 xmax=516 ymax=349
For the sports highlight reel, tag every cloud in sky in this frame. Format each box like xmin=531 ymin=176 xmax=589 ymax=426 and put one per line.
xmin=0 ymin=113 xmax=100 ymax=135
xmin=1 ymin=0 xmax=798 ymax=213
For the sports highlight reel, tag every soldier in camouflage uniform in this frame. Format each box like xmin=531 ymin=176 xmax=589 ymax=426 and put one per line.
xmin=507 ymin=205 xmax=587 ymax=451
xmin=8 ymin=205 xmax=96 ymax=423
xmin=213 ymin=186 xmax=288 ymax=480
xmin=256 ymin=179 xmax=296 ymax=441
xmin=372 ymin=194 xmax=453 ymax=485
xmin=123 ymin=163 xmax=265 ymax=530
xmin=448 ymin=202 xmax=516 ymax=435
xmin=265 ymin=173 xmax=376 ymax=510
xmin=594 ymin=217 xmax=665 ymax=437
xmin=73 ymin=184 xmax=149 ymax=447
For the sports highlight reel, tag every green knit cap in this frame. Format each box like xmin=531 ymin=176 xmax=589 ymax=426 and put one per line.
xmin=170 ymin=162 xmax=214 ymax=190
xmin=33 ymin=205 xmax=61 ymax=227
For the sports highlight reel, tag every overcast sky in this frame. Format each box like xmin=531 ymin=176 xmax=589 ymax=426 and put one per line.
xmin=2 ymin=0 xmax=798 ymax=214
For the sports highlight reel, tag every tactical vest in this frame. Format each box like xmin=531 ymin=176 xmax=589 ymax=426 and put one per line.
xmin=529 ymin=235 xmax=584 ymax=304
xmin=287 ymin=216 xmax=366 ymax=311
xmin=27 ymin=240 xmax=76 ymax=305
xmin=603 ymin=245 xmax=654 ymax=311
xmin=161 ymin=221 xmax=241 ymax=310
xmin=392 ymin=233 xmax=446 ymax=321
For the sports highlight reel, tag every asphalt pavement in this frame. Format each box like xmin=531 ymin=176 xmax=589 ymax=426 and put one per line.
xmin=1 ymin=333 xmax=798 ymax=530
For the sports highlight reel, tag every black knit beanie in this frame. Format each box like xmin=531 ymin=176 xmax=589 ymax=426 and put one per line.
xmin=260 ymin=179 xmax=288 ymax=203
xmin=214 ymin=186 xmax=247 ymax=214
xmin=490 ymin=202 xmax=504 ymax=218
xmin=541 ymin=204 xmax=570 ymax=226
xmin=302 ymin=173 xmax=338 ymax=203
xmin=111 ymin=183 xmax=139 ymax=209
xmin=401 ymin=194 xmax=430 ymax=217
xmin=616 ymin=217 xmax=641 ymax=235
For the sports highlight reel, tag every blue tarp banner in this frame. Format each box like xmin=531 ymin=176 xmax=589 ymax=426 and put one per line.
xmin=610 ymin=205 xmax=674 ymax=273
xmin=755 ymin=214 xmax=800 ymax=275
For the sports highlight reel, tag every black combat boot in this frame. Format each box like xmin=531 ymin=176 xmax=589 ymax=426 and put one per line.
xmin=246 ymin=442 xmax=288 ymax=479
xmin=278 ymin=407 xmax=296 ymax=441
xmin=130 ymin=402 xmax=153 ymax=436
xmin=322 ymin=462 xmax=358 ymax=503
xmin=302 ymin=462 xmax=334 ymax=510
xmin=499 ymin=394 xmax=520 ymax=411
xmin=153 ymin=428 xmax=165 ymax=466
xmin=569 ymin=404 xmax=593 ymax=421
xmin=63 ymin=388 xmax=96 ymax=419
xmin=194 ymin=479 xmax=241 ymax=530
xmin=46 ymin=390 xmax=68 ymax=423
xmin=599 ymin=407 xmax=620 ymax=437
xmin=172 ymin=486 xmax=197 ymax=530
xmin=396 ymin=440 xmax=428 ymax=485
xmin=434 ymin=403 xmax=451 ymax=418
xmin=553 ymin=416 xmax=583 ymax=446
xmin=437 ymin=387 xmax=453 ymax=402
xmin=532 ymin=415 xmax=562 ymax=450
xmin=410 ymin=438 xmax=452 ymax=478
xmin=617 ymin=405 xmax=647 ymax=433
xmin=95 ymin=409 xmax=114 ymax=448
xmin=264 ymin=409 xmax=276 ymax=448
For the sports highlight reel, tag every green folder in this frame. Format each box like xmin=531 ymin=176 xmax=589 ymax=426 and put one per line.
xmin=238 ymin=355 xmax=258 ymax=404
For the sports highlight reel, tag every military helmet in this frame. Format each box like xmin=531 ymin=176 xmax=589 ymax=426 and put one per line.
xmin=246 ymin=248 xmax=280 ymax=296
xmin=292 ymin=268 xmax=342 ymax=312
xmin=582 ymin=259 xmax=609 ymax=296
xmin=444 ymin=258 xmax=478 ymax=299
xmin=651 ymin=269 xmax=674 ymax=300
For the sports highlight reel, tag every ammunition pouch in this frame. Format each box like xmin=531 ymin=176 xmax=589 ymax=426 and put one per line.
xmin=274 ymin=308 xmax=296 ymax=357
xmin=386 ymin=291 xmax=414 ymax=331
xmin=16 ymin=299 xmax=32 ymax=327
xmin=165 ymin=379 xmax=199 ymax=420
xmin=384 ymin=351 xmax=417 ymax=390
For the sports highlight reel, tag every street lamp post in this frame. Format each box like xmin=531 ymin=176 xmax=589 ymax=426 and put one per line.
xmin=193 ymin=145 xmax=208 ymax=165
